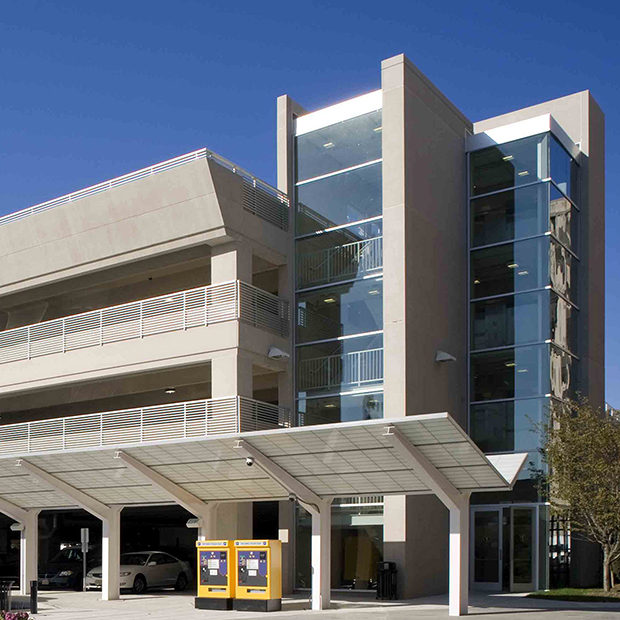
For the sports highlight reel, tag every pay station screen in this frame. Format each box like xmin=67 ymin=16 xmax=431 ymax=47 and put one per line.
xmin=200 ymin=550 xmax=228 ymax=586
xmin=237 ymin=550 xmax=268 ymax=587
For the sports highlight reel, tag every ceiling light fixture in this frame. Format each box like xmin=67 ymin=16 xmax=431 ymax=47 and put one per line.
xmin=502 ymin=155 xmax=514 ymax=161
xmin=517 ymin=368 xmax=529 ymax=374
xmin=517 ymin=270 xmax=529 ymax=276
xmin=505 ymin=362 xmax=516 ymax=368
xmin=517 ymin=170 xmax=529 ymax=177
xmin=368 ymin=289 xmax=380 ymax=296
xmin=473 ymin=279 xmax=481 ymax=285
xmin=323 ymin=297 xmax=336 ymax=304
xmin=324 ymin=403 xmax=336 ymax=408
xmin=323 ymin=142 xmax=335 ymax=149
xmin=507 ymin=263 xmax=519 ymax=269
xmin=373 ymin=126 xmax=382 ymax=133
xmin=165 ymin=388 xmax=176 ymax=394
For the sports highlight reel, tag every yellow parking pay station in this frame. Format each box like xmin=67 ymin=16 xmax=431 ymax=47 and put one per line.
xmin=233 ymin=540 xmax=282 ymax=612
xmin=195 ymin=540 xmax=234 ymax=610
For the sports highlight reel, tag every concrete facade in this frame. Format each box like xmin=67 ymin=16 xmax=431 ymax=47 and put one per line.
xmin=0 ymin=52 xmax=605 ymax=603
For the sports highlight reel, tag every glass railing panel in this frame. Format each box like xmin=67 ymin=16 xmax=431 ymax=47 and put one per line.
xmin=297 ymin=236 xmax=382 ymax=289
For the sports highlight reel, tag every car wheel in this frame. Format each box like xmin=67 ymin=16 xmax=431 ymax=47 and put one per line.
xmin=132 ymin=574 xmax=147 ymax=594
xmin=175 ymin=572 xmax=188 ymax=591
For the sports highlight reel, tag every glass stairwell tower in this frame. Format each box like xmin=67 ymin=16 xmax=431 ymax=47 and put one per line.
xmin=293 ymin=92 xmax=385 ymax=591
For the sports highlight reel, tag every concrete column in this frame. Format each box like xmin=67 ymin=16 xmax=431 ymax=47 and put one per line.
xmin=211 ymin=353 xmax=253 ymax=399
xmin=310 ymin=500 xmax=331 ymax=611
xmin=449 ymin=498 xmax=469 ymax=617
xmin=211 ymin=242 xmax=253 ymax=284
xmin=102 ymin=507 xmax=122 ymax=601
xmin=20 ymin=510 xmax=40 ymax=595
xmin=278 ymin=500 xmax=295 ymax=595
xmin=214 ymin=503 xmax=252 ymax=540
xmin=197 ymin=504 xmax=218 ymax=541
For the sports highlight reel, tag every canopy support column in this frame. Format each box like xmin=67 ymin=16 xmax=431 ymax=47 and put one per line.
xmin=234 ymin=439 xmax=330 ymax=610
xmin=307 ymin=499 xmax=332 ymax=611
xmin=384 ymin=426 xmax=471 ymax=616
xmin=102 ymin=506 xmax=121 ymax=600
xmin=114 ymin=451 xmax=218 ymax=540
xmin=449 ymin=497 xmax=469 ymax=616
xmin=0 ymin=497 xmax=39 ymax=595
xmin=15 ymin=458 xmax=121 ymax=600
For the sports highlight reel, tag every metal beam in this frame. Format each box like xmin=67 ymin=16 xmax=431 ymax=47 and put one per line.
xmin=383 ymin=425 xmax=470 ymax=616
xmin=234 ymin=439 xmax=323 ymax=509
xmin=234 ymin=439 xmax=331 ymax=610
xmin=114 ymin=450 xmax=217 ymax=538
xmin=0 ymin=495 xmax=27 ymax=523
xmin=383 ymin=425 xmax=465 ymax=511
xmin=0 ymin=497 xmax=38 ymax=595
xmin=15 ymin=459 xmax=120 ymax=600
xmin=16 ymin=458 xmax=112 ymax=520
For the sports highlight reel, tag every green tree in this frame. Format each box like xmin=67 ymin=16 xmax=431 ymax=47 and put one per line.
xmin=540 ymin=397 xmax=620 ymax=591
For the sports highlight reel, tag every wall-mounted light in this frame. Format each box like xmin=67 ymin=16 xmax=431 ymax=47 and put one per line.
xmin=435 ymin=350 xmax=456 ymax=363
xmin=268 ymin=346 xmax=290 ymax=360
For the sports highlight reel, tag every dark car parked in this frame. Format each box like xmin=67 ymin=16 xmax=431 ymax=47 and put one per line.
xmin=39 ymin=545 xmax=101 ymax=590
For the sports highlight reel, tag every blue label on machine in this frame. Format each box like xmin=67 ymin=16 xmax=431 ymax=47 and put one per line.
xmin=237 ymin=550 xmax=268 ymax=587
xmin=200 ymin=550 xmax=228 ymax=586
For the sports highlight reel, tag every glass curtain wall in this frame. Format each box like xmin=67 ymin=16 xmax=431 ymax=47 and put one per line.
xmin=469 ymin=132 xmax=580 ymax=472
xmin=469 ymin=132 xmax=580 ymax=592
xmin=469 ymin=133 xmax=580 ymax=591
xmin=294 ymin=105 xmax=384 ymax=590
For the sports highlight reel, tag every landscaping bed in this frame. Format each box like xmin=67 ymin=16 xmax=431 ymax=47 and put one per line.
xmin=528 ymin=587 xmax=620 ymax=603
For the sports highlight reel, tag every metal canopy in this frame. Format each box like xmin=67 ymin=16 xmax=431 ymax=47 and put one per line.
xmin=0 ymin=413 xmax=526 ymax=510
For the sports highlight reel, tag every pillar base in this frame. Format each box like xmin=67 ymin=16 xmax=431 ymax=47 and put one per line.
xmin=195 ymin=596 xmax=233 ymax=610
xmin=233 ymin=598 xmax=282 ymax=612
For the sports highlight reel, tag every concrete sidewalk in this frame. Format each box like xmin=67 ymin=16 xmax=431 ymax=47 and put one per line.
xmin=16 ymin=590 xmax=620 ymax=619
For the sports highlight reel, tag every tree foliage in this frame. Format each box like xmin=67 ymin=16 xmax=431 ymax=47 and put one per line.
xmin=540 ymin=397 xmax=620 ymax=591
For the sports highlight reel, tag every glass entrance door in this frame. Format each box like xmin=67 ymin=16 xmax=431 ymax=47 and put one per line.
xmin=471 ymin=508 xmax=502 ymax=591
xmin=511 ymin=507 xmax=536 ymax=592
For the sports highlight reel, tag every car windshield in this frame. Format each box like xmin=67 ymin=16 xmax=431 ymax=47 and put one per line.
xmin=120 ymin=553 xmax=150 ymax=566
xmin=50 ymin=548 xmax=83 ymax=563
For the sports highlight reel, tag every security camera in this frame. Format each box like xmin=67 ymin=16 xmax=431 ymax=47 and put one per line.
xmin=288 ymin=493 xmax=296 ymax=503
xmin=245 ymin=457 xmax=254 ymax=467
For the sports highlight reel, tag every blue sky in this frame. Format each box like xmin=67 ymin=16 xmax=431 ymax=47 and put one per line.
xmin=1 ymin=0 xmax=618 ymax=402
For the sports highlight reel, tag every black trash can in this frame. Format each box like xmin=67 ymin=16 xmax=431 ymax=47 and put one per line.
xmin=0 ymin=580 xmax=14 ymax=611
xmin=376 ymin=561 xmax=397 ymax=600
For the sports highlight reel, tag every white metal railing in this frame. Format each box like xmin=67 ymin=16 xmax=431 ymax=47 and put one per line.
xmin=0 ymin=148 xmax=289 ymax=231
xmin=297 ymin=236 xmax=383 ymax=288
xmin=297 ymin=348 xmax=383 ymax=391
xmin=0 ymin=397 xmax=293 ymax=456
xmin=0 ymin=281 xmax=289 ymax=365
xmin=334 ymin=496 xmax=384 ymax=507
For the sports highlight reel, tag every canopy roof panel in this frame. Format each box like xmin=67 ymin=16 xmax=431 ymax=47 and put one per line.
xmin=0 ymin=413 xmax=526 ymax=511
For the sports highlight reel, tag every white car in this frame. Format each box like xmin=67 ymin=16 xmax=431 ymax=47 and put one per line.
xmin=86 ymin=551 xmax=191 ymax=594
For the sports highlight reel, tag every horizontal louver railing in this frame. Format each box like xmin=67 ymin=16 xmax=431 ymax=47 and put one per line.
xmin=0 ymin=397 xmax=292 ymax=456
xmin=242 ymin=180 xmax=289 ymax=231
xmin=0 ymin=148 xmax=289 ymax=230
xmin=0 ymin=281 xmax=289 ymax=365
